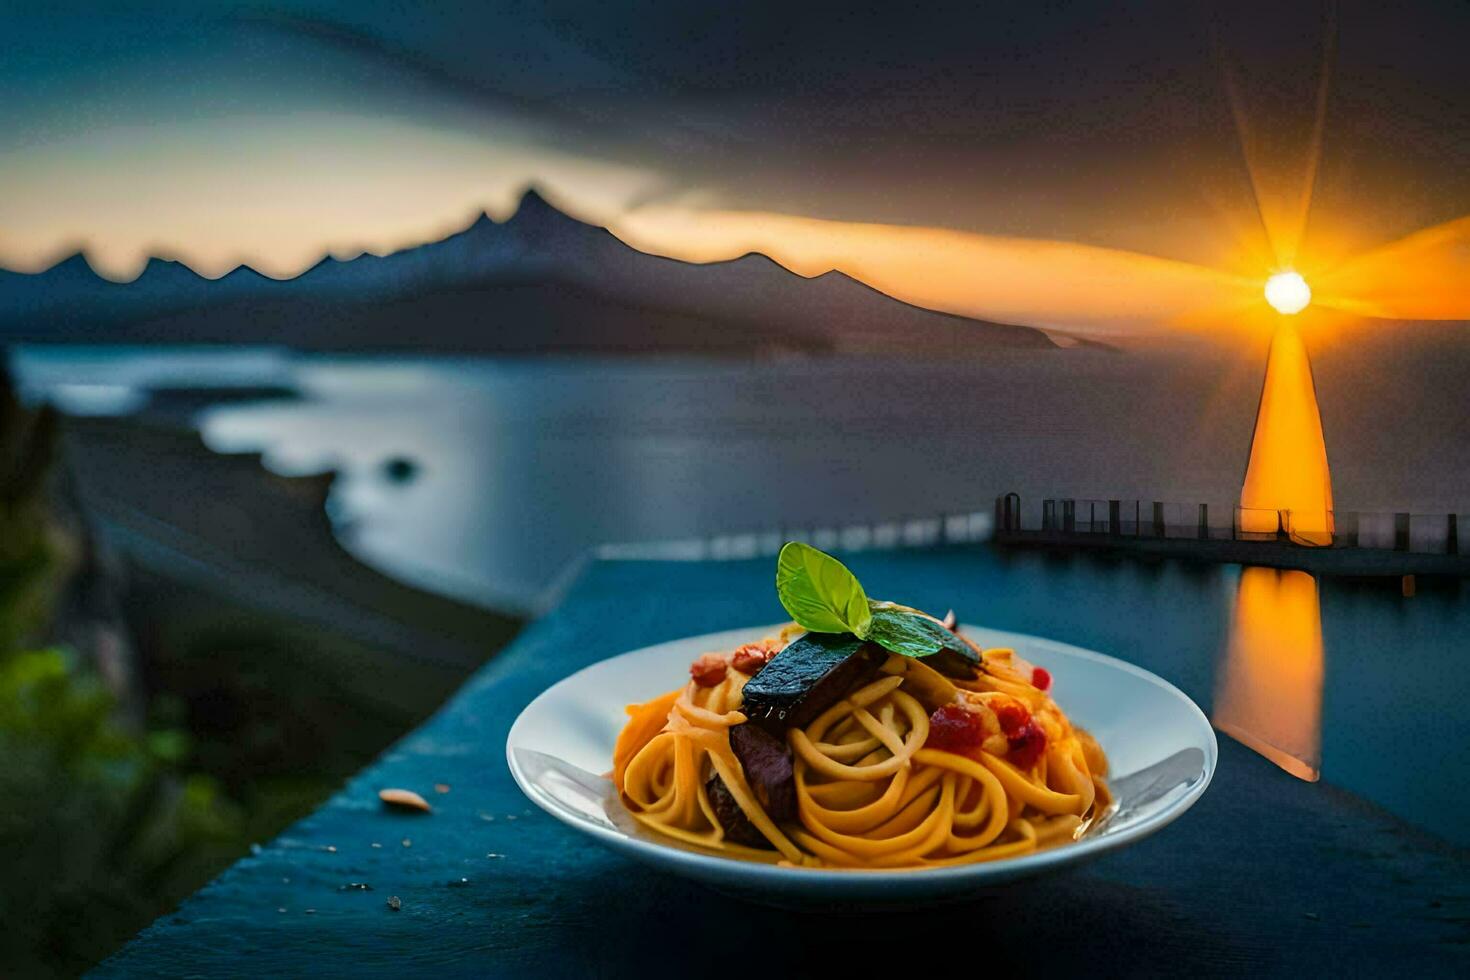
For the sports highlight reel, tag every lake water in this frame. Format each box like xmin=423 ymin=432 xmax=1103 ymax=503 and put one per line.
xmin=14 ymin=341 xmax=1470 ymax=608
xmin=2 ymin=343 xmax=1301 ymax=607
xmin=9 ymin=344 xmax=1470 ymax=846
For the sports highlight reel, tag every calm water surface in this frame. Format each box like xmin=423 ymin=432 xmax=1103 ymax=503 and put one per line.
xmin=14 ymin=345 xmax=1277 ymax=606
xmin=839 ymin=548 xmax=1469 ymax=848
xmin=10 ymin=346 xmax=1469 ymax=846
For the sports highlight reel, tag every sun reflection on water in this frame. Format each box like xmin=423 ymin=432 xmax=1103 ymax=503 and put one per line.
xmin=1214 ymin=566 xmax=1324 ymax=781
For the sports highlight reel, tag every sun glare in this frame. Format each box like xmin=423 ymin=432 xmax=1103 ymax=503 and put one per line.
xmin=1264 ymin=271 xmax=1311 ymax=315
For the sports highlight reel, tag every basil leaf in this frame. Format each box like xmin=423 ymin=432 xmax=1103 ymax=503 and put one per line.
xmin=775 ymin=541 xmax=872 ymax=637
xmin=866 ymin=605 xmax=972 ymax=659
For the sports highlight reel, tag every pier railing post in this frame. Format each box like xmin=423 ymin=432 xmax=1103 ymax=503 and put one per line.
xmin=1062 ymin=499 xmax=1076 ymax=533
xmin=1042 ymin=499 xmax=1056 ymax=531
xmin=1450 ymin=514 xmax=1460 ymax=556
xmin=995 ymin=492 xmax=1019 ymax=534
xmin=1152 ymin=501 xmax=1165 ymax=537
xmin=1198 ymin=503 xmax=1208 ymax=539
xmin=1108 ymin=500 xmax=1120 ymax=537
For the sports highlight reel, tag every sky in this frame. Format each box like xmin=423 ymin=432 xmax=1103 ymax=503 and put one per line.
xmin=2 ymin=1 xmax=1467 ymax=337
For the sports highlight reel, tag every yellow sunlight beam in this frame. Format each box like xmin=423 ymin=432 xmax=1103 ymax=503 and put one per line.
xmin=1239 ymin=313 xmax=1334 ymax=541
xmin=1312 ymin=214 xmax=1470 ymax=321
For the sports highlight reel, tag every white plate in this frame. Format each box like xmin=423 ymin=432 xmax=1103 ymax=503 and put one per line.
xmin=507 ymin=624 xmax=1216 ymax=905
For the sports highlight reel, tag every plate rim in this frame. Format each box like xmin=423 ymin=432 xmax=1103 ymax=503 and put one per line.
xmin=506 ymin=623 xmax=1217 ymax=887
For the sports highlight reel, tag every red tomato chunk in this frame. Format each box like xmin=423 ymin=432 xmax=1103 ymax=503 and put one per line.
xmin=1007 ymin=721 xmax=1047 ymax=769
xmin=926 ymin=703 xmax=986 ymax=754
xmin=731 ymin=644 xmax=771 ymax=674
xmin=689 ymin=653 xmax=728 ymax=687
xmin=993 ymin=700 xmax=1030 ymax=737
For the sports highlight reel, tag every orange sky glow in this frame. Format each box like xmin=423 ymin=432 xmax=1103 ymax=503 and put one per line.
xmin=2 ymin=109 xmax=1463 ymax=343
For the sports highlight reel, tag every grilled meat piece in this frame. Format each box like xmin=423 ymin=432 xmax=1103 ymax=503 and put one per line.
xmin=729 ymin=723 xmax=796 ymax=821
xmin=705 ymin=773 xmax=770 ymax=848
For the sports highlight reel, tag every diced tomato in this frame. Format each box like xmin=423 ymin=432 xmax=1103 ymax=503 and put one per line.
xmin=1008 ymin=721 xmax=1047 ymax=769
xmin=926 ymin=703 xmax=986 ymax=754
xmin=1031 ymin=666 xmax=1052 ymax=692
xmin=992 ymin=700 xmax=1031 ymax=737
xmin=731 ymin=644 xmax=771 ymax=674
xmin=690 ymin=653 xmax=728 ymax=687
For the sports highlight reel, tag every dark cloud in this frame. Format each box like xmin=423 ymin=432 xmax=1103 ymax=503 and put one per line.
xmin=4 ymin=0 xmax=1468 ymax=267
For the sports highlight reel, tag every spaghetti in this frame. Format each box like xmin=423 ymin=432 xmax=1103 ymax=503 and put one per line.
xmin=613 ymin=628 xmax=1111 ymax=869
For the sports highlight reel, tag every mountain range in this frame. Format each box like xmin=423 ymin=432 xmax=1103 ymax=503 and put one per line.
xmin=0 ymin=188 xmax=1054 ymax=354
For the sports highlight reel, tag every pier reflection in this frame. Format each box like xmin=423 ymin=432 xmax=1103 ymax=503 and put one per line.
xmin=1213 ymin=566 xmax=1324 ymax=781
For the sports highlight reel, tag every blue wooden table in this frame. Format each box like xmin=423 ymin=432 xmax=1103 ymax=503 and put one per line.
xmin=99 ymin=551 xmax=1469 ymax=977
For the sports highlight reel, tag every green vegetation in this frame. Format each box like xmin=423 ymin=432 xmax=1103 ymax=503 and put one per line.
xmin=0 ymin=369 xmax=518 ymax=975
xmin=0 ymin=388 xmax=60 ymax=654
xmin=0 ymin=648 xmax=245 ymax=975
xmin=0 ymin=378 xmax=242 ymax=976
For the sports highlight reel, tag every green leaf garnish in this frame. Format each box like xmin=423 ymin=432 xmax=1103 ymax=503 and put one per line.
xmin=866 ymin=602 xmax=974 ymax=659
xmin=775 ymin=541 xmax=872 ymax=637
xmin=774 ymin=542 xmax=976 ymax=661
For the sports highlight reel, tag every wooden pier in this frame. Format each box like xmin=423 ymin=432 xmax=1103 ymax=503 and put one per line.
xmin=992 ymin=494 xmax=1470 ymax=579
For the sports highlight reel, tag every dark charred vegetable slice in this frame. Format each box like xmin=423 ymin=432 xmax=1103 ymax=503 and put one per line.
xmin=739 ymin=632 xmax=877 ymax=732
xmin=705 ymin=773 xmax=769 ymax=848
xmin=729 ymin=723 xmax=796 ymax=821
xmin=925 ymin=639 xmax=983 ymax=678
xmin=934 ymin=619 xmax=984 ymax=667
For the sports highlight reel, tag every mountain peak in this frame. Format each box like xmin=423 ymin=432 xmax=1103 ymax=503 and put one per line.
xmin=46 ymin=251 xmax=100 ymax=278
xmin=138 ymin=255 xmax=201 ymax=278
xmin=504 ymin=184 xmax=596 ymax=237
xmin=512 ymin=185 xmax=556 ymax=217
xmin=441 ymin=187 xmax=583 ymax=253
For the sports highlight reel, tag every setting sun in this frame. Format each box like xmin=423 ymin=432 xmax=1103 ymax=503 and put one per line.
xmin=1264 ymin=271 xmax=1312 ymax=315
